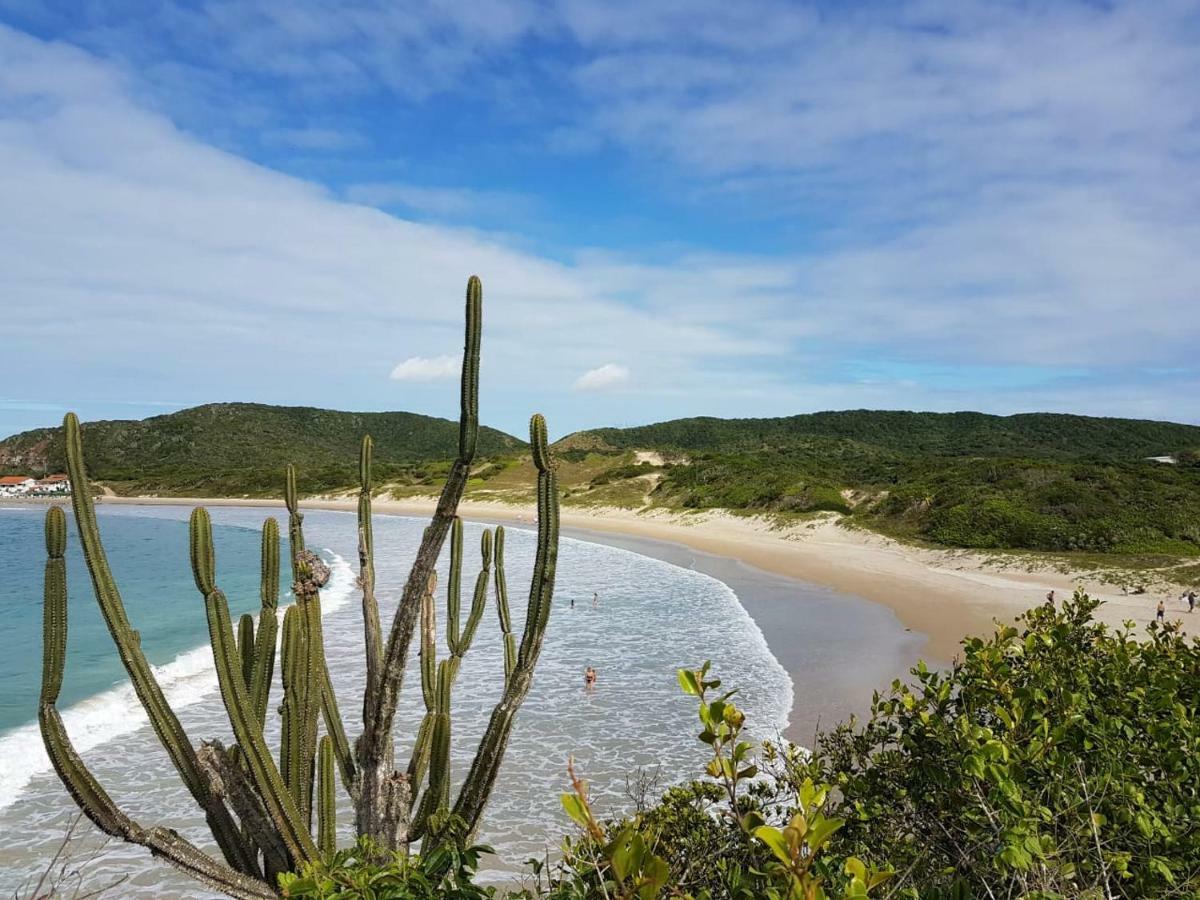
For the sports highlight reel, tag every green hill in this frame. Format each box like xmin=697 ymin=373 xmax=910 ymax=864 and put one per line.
xmin=562 ymin=411 xmax=1200 ymax=557
xmin=568 ymin=410 xmax=1200 ymax=461
xmin=0 ymin=403 xmax=524 ymax=496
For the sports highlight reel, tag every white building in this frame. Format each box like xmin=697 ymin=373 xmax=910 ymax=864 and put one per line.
xmin=35 ymin=474 xmax=71 ymax=494
xmin=0 ymin=475 xmax=36 ymax=496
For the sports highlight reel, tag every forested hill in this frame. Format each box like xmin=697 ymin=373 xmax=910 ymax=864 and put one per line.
xmin=0 ymin=403 xmax=523 ymax=495
xmin=565 ymin=410 xmax=1200 ymax=461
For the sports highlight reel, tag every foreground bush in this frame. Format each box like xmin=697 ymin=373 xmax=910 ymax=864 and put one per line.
xmin=801 ymin=592 xmax=1200 ymax=897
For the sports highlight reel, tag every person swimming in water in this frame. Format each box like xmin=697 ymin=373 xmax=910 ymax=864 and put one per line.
xmin=584 ymin=666 xmax=597 ymax=691
xmin=592 ymin=591 xmax=599 ymax=608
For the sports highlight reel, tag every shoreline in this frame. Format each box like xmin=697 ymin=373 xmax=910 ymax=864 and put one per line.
xmin=7 ymin=495 xmax=1188 ymax=736
xmin=73 ymin=494 xmax=1190 ymax=655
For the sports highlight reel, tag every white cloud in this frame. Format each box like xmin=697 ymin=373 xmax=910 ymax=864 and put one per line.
xmin=263 ymin=127 xmax=365 ymax=151
xmin=344 ymin=182 xmax=531 ymax=219
xmin=390 ymin=355 xmax=461 ymax=381
xmin=574 ymin=364 xmax=630 ymax=391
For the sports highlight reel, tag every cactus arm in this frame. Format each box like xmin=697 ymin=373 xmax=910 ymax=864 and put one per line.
xmin=446 ymin=517 xmax=464 ymax=654
xmin=358 ymin=435 xmax=383 ymax=714
xmin=458 ymin=529 xmax=492 ymax=655
xmin=191 ymin=508 xmax=320 ymax=865
xmin=452 ymin=415 xmax=560 ymax=835
xmin=249 ymin=519 xmax=280 ymax=728
xmin=357 ymin=275 xmax=482 ymax=846
xmin=320 ymin=662 xmax=356 ymax=794
xmin=493 ymin=527 xmax=517 ymax=681
xmin=317 ymin=736 xmax=336 ymax=857
xmin=404 ymin=574 xmax=440 ymax=789
xmin=408 ymin=660 xmax=453 ymax=841
xmin=61 ymin=414 xmax=256 ymax=876
xmin=237 ymin=614 xmax=255 ymax=690
xmin=39 ymin=506 xmax=274 ymax=899
xmin=279 ymin=604 xmax=300 ymax=791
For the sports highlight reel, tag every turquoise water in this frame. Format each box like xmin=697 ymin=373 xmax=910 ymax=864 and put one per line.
xmin=0 ymin=504 xmax=792 ymax=896
xmin=0 ymin=506 xmax=263 ymax=733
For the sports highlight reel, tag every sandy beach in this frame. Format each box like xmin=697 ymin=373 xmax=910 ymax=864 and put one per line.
xmin=72 ymin=494 xmax=1188 ymax=662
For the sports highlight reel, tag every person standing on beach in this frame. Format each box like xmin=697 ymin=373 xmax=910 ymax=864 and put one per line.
xmin=1156 ymin=599 xmax=1166 ymax=623
xmin=1189 ymin=590 xmax=1196 ymax=613
xmin=1046 ymin=590 xmax=1055 ymax=604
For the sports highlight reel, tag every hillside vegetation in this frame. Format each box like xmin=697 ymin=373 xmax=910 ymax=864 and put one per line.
xmin=562 ymin=411 xmax=1200 ymax=557
xmin=4 ymin=405 xmax=1198 ymax=557
xmin=0 ymin=403 xmax=523 ymax=496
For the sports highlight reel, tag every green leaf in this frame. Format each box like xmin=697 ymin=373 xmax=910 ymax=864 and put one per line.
xmin=753 ymin=825 xmax=793 ymax=865
xmin=677 ymin=668 xmax=701 ymax=696
xmin=560 ymin=793 xmax=591 ymax=831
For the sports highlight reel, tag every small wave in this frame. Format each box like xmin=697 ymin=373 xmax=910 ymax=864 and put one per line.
xmin=0 ymin=551 xmax=355 ymax=811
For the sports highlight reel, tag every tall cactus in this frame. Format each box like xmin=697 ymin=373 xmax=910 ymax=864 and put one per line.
xmin=40 ymin=274 xmax=562 ymax=896
xmin=60 ymin=413 xmax=258 ymax=877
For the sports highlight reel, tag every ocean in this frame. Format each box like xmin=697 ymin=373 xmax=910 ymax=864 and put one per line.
xmin=0 ymin=504 xmax=792 ymax=896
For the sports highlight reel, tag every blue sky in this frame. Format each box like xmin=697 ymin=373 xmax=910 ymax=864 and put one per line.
xmin=1 ymin=1 xmax=1198 ymax=440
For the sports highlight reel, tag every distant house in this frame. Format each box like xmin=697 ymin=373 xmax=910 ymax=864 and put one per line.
xmin=1144 ymin=455 xmax=1178 ymax=465
xmin=0 ymin=475 xmax=36 ymax=496
xmin=35 ymin=474 xmax=71 ymax=494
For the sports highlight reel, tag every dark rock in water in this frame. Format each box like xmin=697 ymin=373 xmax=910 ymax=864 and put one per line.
xmin=297 ymin=549 xmax=331 ymax=588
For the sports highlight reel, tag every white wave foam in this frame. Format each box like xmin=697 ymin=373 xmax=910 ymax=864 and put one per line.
xmin=0 ymin=551 xmax=355 ymax=810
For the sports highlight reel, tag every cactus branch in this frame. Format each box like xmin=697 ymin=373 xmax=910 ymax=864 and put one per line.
xmin=190 ymin=508 xmax=320 ymax=866
xmin=317 ymin=736 xmax=337 ymax=857
xmin=61 ymin=414 xmax=257 ymax=876
xmin=493 ymin=527 xmax=517 ymax=682
xmin=452 ymin=414 xmax=560 ymax=835
xmin=357 ymin=274 xmax=482 ymax=846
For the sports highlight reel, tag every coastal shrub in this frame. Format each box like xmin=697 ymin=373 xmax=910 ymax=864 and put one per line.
xmin=279 ymin=829 xmax=494 ymax=899
xmin=796 ymin=592 xmax=1200 ymax=898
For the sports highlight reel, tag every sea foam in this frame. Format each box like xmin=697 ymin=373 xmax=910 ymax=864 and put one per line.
xmin=0 ymin=551 xmax=355 ymax=811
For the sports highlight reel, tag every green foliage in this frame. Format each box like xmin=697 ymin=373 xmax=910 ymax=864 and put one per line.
xmin=798 ymin=592 xmax=1200 ymax=898
xmin=575 ymin=410 xmax=1200 ymax=461
xmin=649 ymin=442 xmax=1200 ymax=556
xmin=278 ymin=830 xmax=495 ymax=899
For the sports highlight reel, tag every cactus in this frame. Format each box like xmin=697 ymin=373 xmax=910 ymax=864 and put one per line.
xmin=493 ymin=527 xmax=517 ymax=681
xmin=317 ymin=736 xmax=336 ymax=857
xmin=40 ymin=275 xmax=561 ymax=894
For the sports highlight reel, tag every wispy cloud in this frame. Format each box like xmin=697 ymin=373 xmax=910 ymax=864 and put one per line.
xmin=390 ymin=355 xmax=461 ymax=381
xmin=263 ymin=127 xmax=366 ymax=151
xmin=574 ymin=363 xmax=630 ymax=391
xmin=345 ymin=182 xmax=532 ymax=220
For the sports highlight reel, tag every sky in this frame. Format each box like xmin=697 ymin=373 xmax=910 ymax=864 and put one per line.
xmin=0 ymin=0 xmax=1198 ymax=440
